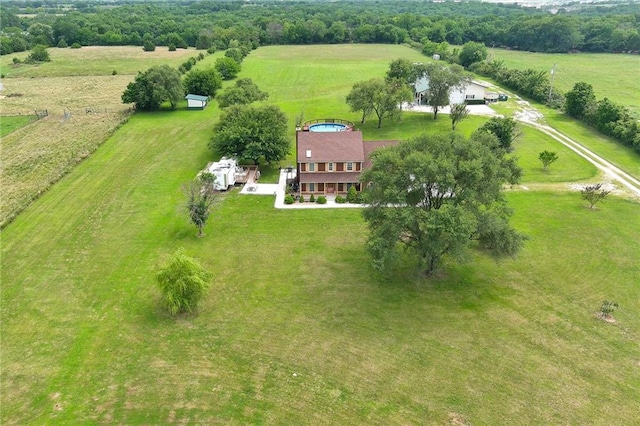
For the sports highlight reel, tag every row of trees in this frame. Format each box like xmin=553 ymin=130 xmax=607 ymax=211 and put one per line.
xmin=565 ymin=82 xmax=640 ymax=153
xmin=121 ymin=43 xmax=252 ymax=111
xmin=2 ymin=1 xmax=639 ymax=55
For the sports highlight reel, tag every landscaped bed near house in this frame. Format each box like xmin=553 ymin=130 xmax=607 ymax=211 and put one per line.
xmin=2 ymin=44 xmax=639 ymax=424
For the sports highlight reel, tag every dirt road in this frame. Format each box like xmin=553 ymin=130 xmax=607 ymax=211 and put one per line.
xmin=513 ymin=99 xmax=640 ymax=199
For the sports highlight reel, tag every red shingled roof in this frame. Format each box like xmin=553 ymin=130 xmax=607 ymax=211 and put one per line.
xmin=363 ymin=140 xmax=400 ymax=170
xmin=297 ymin=131 xmax=365 ymax=163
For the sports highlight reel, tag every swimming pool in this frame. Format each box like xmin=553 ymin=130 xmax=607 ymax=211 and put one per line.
xmin=308 ymin=123 xmax=348 ymax=132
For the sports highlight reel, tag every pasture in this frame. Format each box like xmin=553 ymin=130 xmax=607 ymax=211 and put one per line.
xmin=1 ymin=44 xmax=640 ymax=424
xmin=487 ymin=48 xmax=640 ymax=114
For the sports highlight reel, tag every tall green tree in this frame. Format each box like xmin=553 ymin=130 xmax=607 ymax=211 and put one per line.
xmin=346 ymin=79 xmax=376 ymax=124
xmin=458 ymin=41 xmax=488 ymax=68
xmin=122 ymin=65 xmax=183 ymax=111
xmin=346 ymin=78 xmax=412 ymax=128
xmin=416 ymin=63 xmax=469 ymax=119
xmin=214 ymin=57 xmax=241 ymax=80
xmin=386 ymin=58 xmax=418 ymax=85
xmin=184 ymin=67 xmax=223 ymax=97
xmin=478 ymin=116 xmax=520 ymax=151
xmin=210 ymin=104 xmax=289 ymax=165
xmin=155 ymin=248 xmax=211 ymax=315
xmin=217 ymin=78 xmax=268 ymax=108
xmin=361 ymin=133 xmax=525 ymax=275
xmin=449 ymin=103 xmax=469 ymax=130
xmin=185 ymin=173 xmax=217 ymax=238
xmin=565 ymin=82 xmax=596 ymax=119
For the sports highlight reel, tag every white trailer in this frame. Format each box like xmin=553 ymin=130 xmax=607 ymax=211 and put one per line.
xmin=205 ymin=157 xmax=237 ymax=191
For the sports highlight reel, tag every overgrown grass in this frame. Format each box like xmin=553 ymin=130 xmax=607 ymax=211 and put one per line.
xmin=2 ymin=44 xmax=639 ymax=424
xmin=487 ymin=48 xmax=640 ymax=114
xmin=0 ymin=115 xmax=36 ymax=137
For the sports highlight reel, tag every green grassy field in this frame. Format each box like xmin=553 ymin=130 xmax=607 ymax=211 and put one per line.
xmin=2 ymin=44 xmax=640 ymax=424
xmin=487 ymin=48 xmax=640 ymax=114
xmin=0 ymin=115 xmax=36 ymax=137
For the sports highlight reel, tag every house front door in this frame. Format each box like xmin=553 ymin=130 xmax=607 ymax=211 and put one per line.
xmin=327 ymin=183 xmax=335 ymax=194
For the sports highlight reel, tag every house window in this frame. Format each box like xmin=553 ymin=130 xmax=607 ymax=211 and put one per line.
xmin=300 ymin=163 xmax=306 ymax=172
xmin=318 ymin=162 xmax=326 ymax=172
xmin=346 ymin=162 xmax=353 ymax=171
xmin=465 ymin=94 xmax=475 ymax=99
xmin=309 ymin=183 xmax=315 ymax=192
xmin=328 ymin=162 xmax=334 ymax=172
xmin=318 ymin=183 xmax=324 ymax=192
xmin=308 ymin=163 xmax=315 ymax=172
xmin=301 ymin=183 xmax=307 ymax=192
xmin=336 ymin=163 xmax=344 ymax=172
xmin=338 ymin=183 xmax=344 ymax=192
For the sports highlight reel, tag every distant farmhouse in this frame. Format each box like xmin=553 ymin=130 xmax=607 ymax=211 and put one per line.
xmin=413 ymin=76 xmax=496 ymax=105
xmin=296 ymin=119 xmax=398 ymax=196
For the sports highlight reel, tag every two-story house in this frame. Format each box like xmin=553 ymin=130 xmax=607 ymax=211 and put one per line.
xmin=296 ymin=121 xmax=398 ymax=196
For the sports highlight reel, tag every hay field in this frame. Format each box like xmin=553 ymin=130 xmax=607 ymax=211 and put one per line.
xmin=0 ymin=46 xmax=202 ymax=227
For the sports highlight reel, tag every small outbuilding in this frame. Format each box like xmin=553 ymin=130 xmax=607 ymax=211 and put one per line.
xmin=185 ymin=94 xmax=210 ymax=110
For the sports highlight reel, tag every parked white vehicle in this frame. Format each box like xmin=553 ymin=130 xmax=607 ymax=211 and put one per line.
xmin=204 ymin=157 xmax=237 ymax=191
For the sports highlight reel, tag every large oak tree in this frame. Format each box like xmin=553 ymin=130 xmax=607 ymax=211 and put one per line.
xmin=210 ymin=104 xmax=289 ymax=165
xmin=361 ymin=133 xmax=525 ymax=275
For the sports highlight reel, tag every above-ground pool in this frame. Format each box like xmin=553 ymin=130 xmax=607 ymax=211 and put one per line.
xmin=308 ymin=123 xmax=348 ymax=132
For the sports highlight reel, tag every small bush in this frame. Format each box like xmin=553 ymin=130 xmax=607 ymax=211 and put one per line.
xmin=197 ymin=53 xmax=205 ymax=61
xmin=143 ymin=40 xmax=156 ymax=52
xmin=57 ymin=39 xmax=68 ymax=48
xmin=298 ymin=194 xmax=305 ymax=203
xmin=70 ymin=43 xmax=81 ymax=49
xmin=600 ymin=300 xmax=618 ymax=319
xmin=335 ymin=195 xmax=346 ymax=204
xmin=347 ymin=186 xmax=362 ymax=203
xmin=284 ymin=194 xmax=295 ymax=204
xmin=12 ymin=57 xmax=21 ymax=64
xmin=309 ymin=194 xmax=315 ymax=203
xmin=316 ymin=195 xmax=327 ymax=204
xmin=168 ymin=44 xmax=177 ymax=51
xmin=112 ymin=70 xmax=118 ymax=75
xmin=207 ymin=46 xmax=216 ymax=54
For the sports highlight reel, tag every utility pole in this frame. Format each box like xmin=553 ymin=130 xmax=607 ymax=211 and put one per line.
xmin=548 ymin=63 xmax=556 ymax=104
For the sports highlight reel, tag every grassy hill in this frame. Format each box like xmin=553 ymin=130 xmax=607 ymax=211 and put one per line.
xmin=1 ymin=44 xmax=639 ymax=424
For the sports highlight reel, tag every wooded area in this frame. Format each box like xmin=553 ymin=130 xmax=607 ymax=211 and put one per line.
xmin=2 ymin=0 xmax=639 ymax=55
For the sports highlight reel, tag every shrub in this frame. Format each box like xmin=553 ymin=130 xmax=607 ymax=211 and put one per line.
xmin=207 ymin=46 xmax=216 ymax=54
xmin=143 ymin=40 xmax=156 ymax=52
xmin=112 ymin=70 xmax=118 ymax=75
xmin=284 ymin=195 xmax=295 ymax=204
xmin=12 ymin=57 xmax=20 ymax=64
xmin=335 ymin=195 xmax=346 ymax=204
xmin=197 ymin=53 xmax=205 ymax=61
xmin=347 ymin=186 xmax=360 ymax=203
xmin=70 ymin=43 xmax=81 ymax=49
xmin=26 ymin=45 xmax=51 ymax=63
xmin=57 ymin=39 xmax=68 ymax=48
xmin=600 ymin=300 xmax=618 ymax=319
xmin=316 ymin=195 xmax=327 ymax=204
xmin=155 ymin=248 xmax=211 ymax=315
xmin=168 ymin=44 xmax=177 ymax=51
xmin=298 ymin=194 xmax=305 ymax=203
xmin=309 ymin=194 xmax=315 ymax=203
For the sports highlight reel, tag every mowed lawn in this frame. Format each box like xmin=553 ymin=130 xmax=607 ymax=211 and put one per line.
xmin=2 ymin=45 xmax=640 ymax=424
xmin=487 ymin=48 xmax=640 ymax=114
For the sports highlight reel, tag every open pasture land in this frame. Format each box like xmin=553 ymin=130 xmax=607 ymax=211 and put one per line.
xmin=487 ymin=48 xmax=640 ymax=114
xmin=0 ymin=46 xmax=200 ymax=78
xmin=2 ymin=44 xmax=640 ymax=424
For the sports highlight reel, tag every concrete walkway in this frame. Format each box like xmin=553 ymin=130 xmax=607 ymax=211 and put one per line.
xmin=240 ymin=169 xmax=364 ymax=209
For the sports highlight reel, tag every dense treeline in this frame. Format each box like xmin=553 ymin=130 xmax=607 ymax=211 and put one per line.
xmin=2 ymin=1 xmax=640 ymax=55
